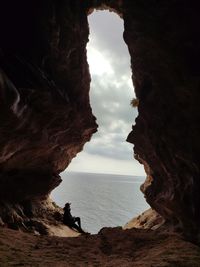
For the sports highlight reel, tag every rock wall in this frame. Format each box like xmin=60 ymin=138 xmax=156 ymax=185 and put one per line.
xmin=0 ymin=0 xmax=200 ymax=241
xmin=123 ymin=1 xmax=200 ymax=241
xmin=0 ymin=1 xmax=97 ymax=230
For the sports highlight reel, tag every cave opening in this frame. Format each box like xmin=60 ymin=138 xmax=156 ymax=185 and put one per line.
xmin=1 ymin=3 xmax=200 ymax=263
xmin=51 ymin=10 xmax=148 ymax=234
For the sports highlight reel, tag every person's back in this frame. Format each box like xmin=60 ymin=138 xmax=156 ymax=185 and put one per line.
xmin=63 ymin=204 xmax=74 ymax=226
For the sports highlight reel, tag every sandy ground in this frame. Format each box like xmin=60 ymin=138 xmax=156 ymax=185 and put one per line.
xmin=0 ymin=226 xmax=200 ymax=267
xmin=47 ymin=225 xmax=80 ymax=238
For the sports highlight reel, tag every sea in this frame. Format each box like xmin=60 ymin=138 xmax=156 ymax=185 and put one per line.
xmin=51 ymin=172 xmax=149 ymax=234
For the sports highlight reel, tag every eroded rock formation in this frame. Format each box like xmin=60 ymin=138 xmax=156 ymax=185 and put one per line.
xmin=124 ymin=1 xmax=200 ymax=241
xmin=0 ymin=1 xmax=97 ymax=231
xmin=0 ymin=0 xmax=200 ymax=241
xmin=124 ymin=208 xmax=165 ymax=231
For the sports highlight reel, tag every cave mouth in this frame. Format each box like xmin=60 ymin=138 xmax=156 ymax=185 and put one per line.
xmin=0 ymin=0 xmax=199 ymax=246
xmin=0 ymin=1 xmax=150 ymax=237
xmin=51 ymin=10 xmax=148 ymax=234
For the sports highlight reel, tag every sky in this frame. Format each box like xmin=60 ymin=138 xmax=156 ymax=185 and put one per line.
xmin=66 ymin=11 xmax=145 ymax=176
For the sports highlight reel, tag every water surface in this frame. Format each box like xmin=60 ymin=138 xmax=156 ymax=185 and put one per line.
xmin=51 ymin=172 xmax=149 ymax=233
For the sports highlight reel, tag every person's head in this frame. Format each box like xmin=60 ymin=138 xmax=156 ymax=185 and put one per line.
xmin=64 ymin=202 xmax=71 ymax=210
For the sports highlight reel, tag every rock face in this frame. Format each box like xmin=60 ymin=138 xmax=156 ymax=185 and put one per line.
xmin=0 ymin=1 xmax=97 ymax=230
xmin=0 ymin=0 xmax=200 ymax=241
xmin=124 ymin=208 xmax=165 ymax=231
xmin=123 ymin=1 xmax=200 ymax=241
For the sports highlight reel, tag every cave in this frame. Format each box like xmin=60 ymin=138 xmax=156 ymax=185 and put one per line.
xmin=0 ymin=0 xmax=200 ymax=265
xmin=50 ymin=9 xmax=150 ymax=234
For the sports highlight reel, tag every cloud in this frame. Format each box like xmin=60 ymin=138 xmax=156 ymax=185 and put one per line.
xmin=87 ymin=47 xmax=114 ymax=76
xmin=67 ymin=151 xmax=145 ymax=176
xmin=66 ymin=10 xmax=145 ymax=176
xmin=89 ymin=75 xmax=138 ymax=130
xmin=88 ymin=11 xmax=127 ymax=59
xmin=87 ymin=11 xmax=132 ymax=80
xmin=85 ymin=137 xmax=133 ymax=160
xmin=84 ymin=11 xmax=139 ymax=163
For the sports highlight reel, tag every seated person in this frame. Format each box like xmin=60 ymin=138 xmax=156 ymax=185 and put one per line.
xmin=63 ymin=203 xmax=85 ymax=234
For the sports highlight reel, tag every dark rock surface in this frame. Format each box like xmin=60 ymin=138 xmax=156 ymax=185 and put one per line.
xmin=1 ymin=227 xmax=200 ymax=266
xmin=124 ymin=1 xmax=200 ymax=241
xmin=0 ymin=0 xmax=200 ymax=242
xmin=0 ymin=1 xmax=97 ymax=228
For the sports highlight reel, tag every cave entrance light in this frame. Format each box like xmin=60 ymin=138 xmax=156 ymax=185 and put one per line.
xmin=68 ymin=10 xmax=145 ymax=176
xmin=51 ymin=10 xmax=148 ymax=234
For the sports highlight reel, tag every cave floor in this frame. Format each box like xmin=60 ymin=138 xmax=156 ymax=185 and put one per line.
xmin=0 ymin=227 xmax=200 ymax=267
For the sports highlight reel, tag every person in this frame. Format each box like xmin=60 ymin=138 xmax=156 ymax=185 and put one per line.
xmin=63 ymin=203 xmax=85 ymax=233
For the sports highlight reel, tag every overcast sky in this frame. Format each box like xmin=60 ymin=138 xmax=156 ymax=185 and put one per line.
xmin=67 ymin=11 xmax=145 ymax=176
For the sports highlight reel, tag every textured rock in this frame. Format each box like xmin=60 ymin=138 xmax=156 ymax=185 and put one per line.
xmin=124 ymin=208 xmax=165 ymax=230
xmin=0 ymin=1 xmax=97 ymax=227
xmin=124 ymin=1 xmax=200 ymax=241
xmin=0 ymin=1 xmax=97 ymax=197
xmin=0 ymin=0 xmax=200 ymax=243
xmin=1 ymin=227 xmax=200 ymax=266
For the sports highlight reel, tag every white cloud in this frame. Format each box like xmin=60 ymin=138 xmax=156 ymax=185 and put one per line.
xmin=67 ymin=151 xmax=145 ymax=176
xmin=87 ymin=46 xmax=114 ymax=76
xmin=66 ymin=11 xmax=145 ymax=176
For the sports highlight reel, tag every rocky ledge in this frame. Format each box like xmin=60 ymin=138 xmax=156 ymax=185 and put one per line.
xmin=124 ymin=208 xmax=165 ymax=231
xmin=1 ymin=227 xmax=200 ymax=266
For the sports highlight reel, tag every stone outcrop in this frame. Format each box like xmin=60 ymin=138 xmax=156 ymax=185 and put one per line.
xmin=124 ymin=208 xmax=165 ymax=231
xmin=0 ymin=0 xmax=200 ymax=242
xmin=0 ymin=1 xmax=97 ymax=230
xmin=124 ymin=1 xmax=200 ymax=242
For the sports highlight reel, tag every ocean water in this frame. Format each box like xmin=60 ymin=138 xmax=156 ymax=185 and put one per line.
xmin=51 ymin=172 xmax=149 ymax=234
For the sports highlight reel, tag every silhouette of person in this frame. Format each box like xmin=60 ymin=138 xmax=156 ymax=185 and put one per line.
xmin=63 ymin=203 xmax=85 ymax=234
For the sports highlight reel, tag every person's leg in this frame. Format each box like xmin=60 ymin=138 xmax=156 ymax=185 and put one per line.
xmin=72 ymin=223 xmax=85 ymax=233
xmin=74 ymin=217 xmax=81 ymax=228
